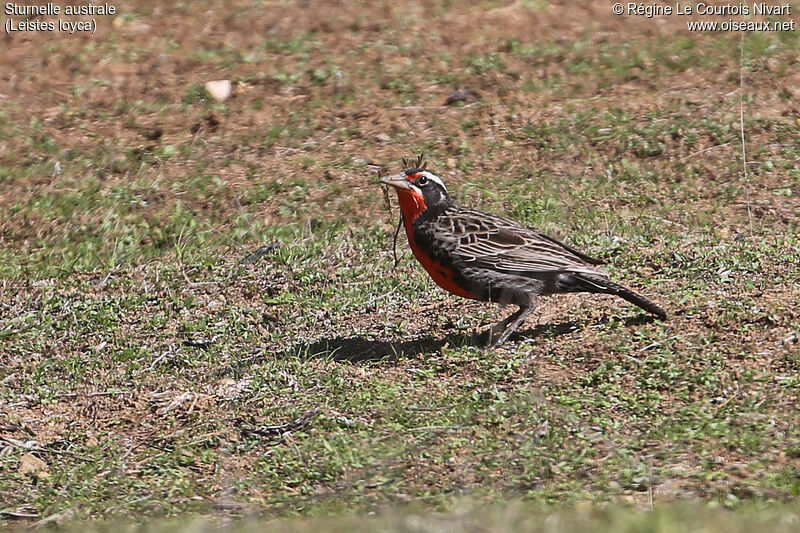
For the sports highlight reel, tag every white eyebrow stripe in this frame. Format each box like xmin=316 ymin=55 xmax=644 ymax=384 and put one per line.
xmin=422 ymin=171 xmax=447 ymax=192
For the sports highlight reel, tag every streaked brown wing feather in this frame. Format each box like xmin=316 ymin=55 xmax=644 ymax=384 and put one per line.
xmin=432 ymin=207 xmax=604 ymax=275
xmin=533 ymin=231 xmax=605 ymax=266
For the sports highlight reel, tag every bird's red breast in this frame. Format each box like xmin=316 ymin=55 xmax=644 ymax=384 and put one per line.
xmin=384 ymin=172 xmax=478 ymax=300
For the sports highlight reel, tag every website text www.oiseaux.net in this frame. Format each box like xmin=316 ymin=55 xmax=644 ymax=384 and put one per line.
xmin=686 ymin=19 xmax=795 ymax=31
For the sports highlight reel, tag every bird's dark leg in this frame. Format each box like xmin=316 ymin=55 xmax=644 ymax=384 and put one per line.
xmin=487 ymin=303 xmax=535 ymax=348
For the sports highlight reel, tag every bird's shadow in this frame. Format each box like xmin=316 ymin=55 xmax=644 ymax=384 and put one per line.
xmin=506 ymin=313 xmax=656 ymax=341
xmin=620 ymin=314 xmax=659 ymax=327
xmin=286 ymin=333 xmax=462 ymax=363
xmin=283 ymin=315 xmax=648 ymax=363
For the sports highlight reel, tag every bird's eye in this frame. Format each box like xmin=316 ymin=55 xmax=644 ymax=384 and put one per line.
xmin=417 ymin=176 xmax=428 ymax=186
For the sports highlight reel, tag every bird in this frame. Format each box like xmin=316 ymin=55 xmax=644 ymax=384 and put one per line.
xmin=379 ymin=156 xmax=667 ymax=348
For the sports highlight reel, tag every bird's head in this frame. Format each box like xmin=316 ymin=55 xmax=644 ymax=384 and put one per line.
xmin=379 ymin=157 xmax=451 ymax=222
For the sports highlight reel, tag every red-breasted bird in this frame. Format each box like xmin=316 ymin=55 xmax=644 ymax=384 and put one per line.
xmin=380 ymin=157 xmax=667 ymax=347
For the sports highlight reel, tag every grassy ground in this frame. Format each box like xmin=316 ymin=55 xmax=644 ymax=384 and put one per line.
xmin=2 ymin=0 xmax=800 ymax=529
xmin=15 ymin=503 xmax=800 ymax=532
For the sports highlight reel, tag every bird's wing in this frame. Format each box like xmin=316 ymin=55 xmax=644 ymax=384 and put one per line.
xmin=431 ymin=207 xmax=605 ymax=275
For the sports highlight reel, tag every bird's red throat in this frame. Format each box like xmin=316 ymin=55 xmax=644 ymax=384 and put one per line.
xmin=395 ymin=189 xmax=427 ymax=231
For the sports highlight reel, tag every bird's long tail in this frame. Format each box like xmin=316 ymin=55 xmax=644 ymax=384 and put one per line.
xmin=559 ymin=273 xmax=668 ymax=319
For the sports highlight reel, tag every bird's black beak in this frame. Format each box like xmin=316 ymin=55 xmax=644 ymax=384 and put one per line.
xmin=379 ymin=173 xmax=414 ymax=190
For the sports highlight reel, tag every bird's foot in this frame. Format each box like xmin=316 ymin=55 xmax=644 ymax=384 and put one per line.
xmin=479 ymin=325 xmax=509 ymax=349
